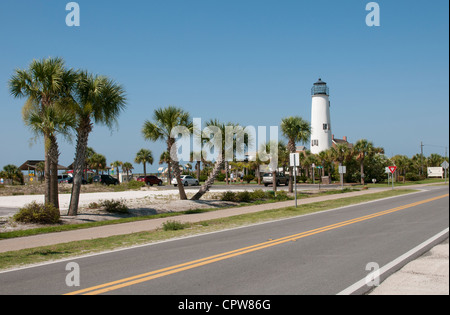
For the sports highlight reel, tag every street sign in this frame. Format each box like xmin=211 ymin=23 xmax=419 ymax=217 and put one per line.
xmin=289 ymin=153 xmax=300 ymax=167
xmin=388 ymin=166 xmax=397 ymax=174
xmin=338 ymin=166 xmax=346 ymax=174
xmin=441 ymin=161 xmax=449 ymax=169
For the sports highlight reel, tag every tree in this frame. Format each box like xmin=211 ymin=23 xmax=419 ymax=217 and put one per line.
xmin=88 ymin=153 xmax=107 ymax=175
xmin=280 ymin=116 xmax=311 ymax=192
xmin=354 ymin=139 xmax=384 ymax=185
xmin=2 ymin=165 xmax=22 ymax=185
xmin=122 ymin=162 xmax=134 ymax=182
xmin=190 ymin=120 xmax=246 ymax=200
xmin=135 ymin=149 xmax=154 ymax=176
xmin=9 ymin=57 xmax=76 ymax=209
xmin=67 ymin=71 xmax=126 ymax=216
xmin=142 ymin=106 xmax=192 ymax=200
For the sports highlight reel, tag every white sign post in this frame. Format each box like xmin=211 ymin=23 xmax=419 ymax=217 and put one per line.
xmin=338 ymin=165 xmax=346 ymax=189
xmin=441 ymin=161 xmax=449 ymax=184
xmin=290 ymin=153 xmax=300 ymax=207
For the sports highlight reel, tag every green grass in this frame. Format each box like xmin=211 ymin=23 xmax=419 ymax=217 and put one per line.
xmin=0 ymin=189 xmax=415 ymax=271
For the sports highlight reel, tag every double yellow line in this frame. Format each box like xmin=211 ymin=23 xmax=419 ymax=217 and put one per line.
xmin=66 ymin=193 xmax=448 ymax=295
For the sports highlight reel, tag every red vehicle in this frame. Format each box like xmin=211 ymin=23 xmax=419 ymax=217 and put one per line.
xmin=137 ymin=175 xmax=163 ymax=186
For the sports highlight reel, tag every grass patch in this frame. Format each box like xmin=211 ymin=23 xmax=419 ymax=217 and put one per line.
xmin=0 ymin=189 xmax=415 ymax=271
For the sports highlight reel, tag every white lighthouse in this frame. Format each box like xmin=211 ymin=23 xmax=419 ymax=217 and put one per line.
xmin=310 ymin=78 xmax=332 ymax=154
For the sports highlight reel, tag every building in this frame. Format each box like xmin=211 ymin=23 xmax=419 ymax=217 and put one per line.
xmin=310 ymin=78 xmax=332 ymax=154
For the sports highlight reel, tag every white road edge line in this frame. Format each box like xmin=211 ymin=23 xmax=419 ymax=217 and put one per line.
xmin=337 ymin=227 xmax=449 ymax=295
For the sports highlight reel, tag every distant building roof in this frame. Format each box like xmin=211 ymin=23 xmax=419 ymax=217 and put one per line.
xmin=332 ymin=135 xmax=353 ymax=149
xmin=19 ymin=160 xmax=67 ymax=171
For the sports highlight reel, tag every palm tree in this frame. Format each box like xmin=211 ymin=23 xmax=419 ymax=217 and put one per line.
xmin=9 ymin=57 xmax=76 ymax=208
xmin=2 ymin=165 xmax=22 ymax=185
xmin=135 ymin=149 xmax=154 ymax=176
xmin=142 ymin=106 xmax=192 ymax=200
xmin=280 ymin=116 xmax=311 ymax=192
xmin=88 ymin=153 xmax=107 ymax=175
xmin=122 ymin=162 xmax=134 ymax=182
xmin=354 ymin=139 xmax=384 ymax=185
xmin=190 ymin=120 xmax=247 ymax=200
xmin=67 ymin=71 xmax=126 ymax=216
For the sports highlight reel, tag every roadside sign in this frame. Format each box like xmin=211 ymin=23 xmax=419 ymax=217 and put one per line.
xmin=338 ymin=166 xmax=346 ymax=174
xmin=289 ymin=153 xmax=300 ymax=167
xmin=388 ymin=166 xmax=397 ymax=174
xmin=441 ymin=161 xmax=449 ymax=169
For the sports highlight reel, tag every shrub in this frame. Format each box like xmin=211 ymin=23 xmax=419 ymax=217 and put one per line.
xmin=221 ymin=191 xmax=237 ymax=202
xmin=275 ymin=190 xmax=289 ymax=201
xmin=236 ymin=191 xmax=252 ymax=203
xmin=216 ymin=174 xmax=226 ymax=182
xmin=13 ymin=202 xmax=60 ymax=224
xmin=250 ymin=189 xmax=269 ymax=200
xmin=243 ymin=175 xmax=254 ymax=183
xmin=127 ymin=180 xmax=145 ymax=189
xmin=405 ymin=172 xmax=421 ymax=181
xmin=163 ymin=220 xmax=189 ymax=231
xmin=101 ymin=199 xmax=129 ymax=214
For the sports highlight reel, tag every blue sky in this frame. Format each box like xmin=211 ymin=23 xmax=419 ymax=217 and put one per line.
xmin=0 ymin=0 xmax=448 ymax=173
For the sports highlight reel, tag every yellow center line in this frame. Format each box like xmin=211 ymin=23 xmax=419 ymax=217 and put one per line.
xmin=65 ymin=193 xmax=448 ymax=295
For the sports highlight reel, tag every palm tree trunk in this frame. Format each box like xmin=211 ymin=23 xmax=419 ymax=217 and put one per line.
xmin=191 ymin=153 xmax=224 ymax=201
xmin=44 ymin=134 xmax=51 ymax=205
xmin=169 ymin=139 xmax=187 ymax=200
xmin=48 ymin=135 xmax=60 ymax=210
xmin=360 ymin=159 xmax=365 ymax=185
xmin=68 ymin=118 xmax=92 ymax=216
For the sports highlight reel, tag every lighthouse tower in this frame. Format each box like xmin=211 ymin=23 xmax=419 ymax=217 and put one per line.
xmin=310 ymin=78 xmax=332 ymax=154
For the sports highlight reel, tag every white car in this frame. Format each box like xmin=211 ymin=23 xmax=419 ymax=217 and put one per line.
xmin=171 ymin=175 xmax=199 ymax=186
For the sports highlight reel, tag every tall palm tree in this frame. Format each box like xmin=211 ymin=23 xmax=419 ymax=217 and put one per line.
xmin=122 ymin=162 xmax=134 ymax=182
xmin=135 ymin=149 xmax=153 ymax=176
xmin=280 ymin=116 xmax=311 ymax=192
xmin=142 ymin=106 xmax=192 ymax=200
xmin=23 ymin=98 xmax=75 ymax=207
xmin=88 ymin=153 xmax=107 ymax=175
xmin=9 ymin=57 xmax=76 ymax=208
xmin=354 ymin=139 xmax=384 ymax=185
xmin=67 ymin=71 xmax=126 ymax=216
xmin=190 ymin=120 xmax=245 ymax=200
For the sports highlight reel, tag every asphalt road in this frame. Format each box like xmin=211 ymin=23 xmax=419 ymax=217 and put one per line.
xmin=0 ymin=186 xmax=448 ymax=296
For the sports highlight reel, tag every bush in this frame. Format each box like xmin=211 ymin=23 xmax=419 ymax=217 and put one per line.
xmin=221 ymin=191 xmax=237 ymax=202
xmin=101 ymin=199 xmax=129 ymax=214
xmin=250 ymin=189 xmax=269 ymax=200
xmin=127 ymin=180 xmax=145 ymax=189
xmin=13 ymin=202 xmax=60 ymax=224
xmin=236 ymin=191 xmax=252 ymax=202
xmin=275 ymin=190 xmax=289 ymax=201
xmin=216 ymin=174 xmax=226 ymax=182
xmin=163 ymin=220 xmax=189 ymax=231
xmin=243 ymin=175 xmax=254 ymax=183
xmin=405 ymin=172 xmax=421 ymax=181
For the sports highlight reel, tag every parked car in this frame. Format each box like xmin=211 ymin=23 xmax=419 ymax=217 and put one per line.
xmin=137 ymin=175 xmax=163 ymax=186
xmin=262 ymin=173 xmax=289 ymax=187
xmin=171 ymin=175 xmax=199 ymax=187
xmin=92 ymin=175 xmax=119 ymax=186
xmin=57 ymin=174 xmax=71 ymax=183
xmin=67 ymin=176 xmax=87 ymax=185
